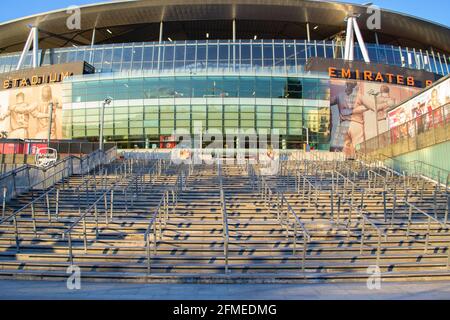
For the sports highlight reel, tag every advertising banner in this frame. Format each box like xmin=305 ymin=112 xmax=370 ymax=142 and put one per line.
xmin=387 ymin=77 xmax=450 ymax=130
xmin=330 ymin=79 xmax=420 ymax=155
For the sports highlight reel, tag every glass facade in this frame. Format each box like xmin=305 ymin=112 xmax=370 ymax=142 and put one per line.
xmin=2 ymin=38 xmax=447 ymax=151
xmin=1 ymin=40 xmax=449 ymax=76
xmin=63 ymin=72 xmax=331 ymax=149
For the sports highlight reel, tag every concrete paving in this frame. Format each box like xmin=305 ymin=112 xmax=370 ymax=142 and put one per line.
xmin=1 ymin=280 xmax=450 ymax=300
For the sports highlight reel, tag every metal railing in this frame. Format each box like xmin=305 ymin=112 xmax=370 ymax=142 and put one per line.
xmin=62 ymin=186 xmax=117 ymax=263
xmin=294 ymin=170 xmax=320 ymax=215
xmin=0 ymin=186 xmax=61 ymax=251
xmin=277 ymin=191 xmax=311 ymax=274
xmin=404 ymin=201 xmax=450 ymax=260
xmin=144 ymin=165 xmax=188 ymax=274
xmin=255 ymin=169 xmax=310 ymax=274
xmin=358 ymin=210 xmax=387 ymax=267
xmin=0 ymin=147 xmax=117 ymax=203
xmin=218 ymin=160 xmax=230 ymax=273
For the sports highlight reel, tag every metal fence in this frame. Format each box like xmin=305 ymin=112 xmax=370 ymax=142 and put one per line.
xmin=0 ymin=147 xmax=117 ymax=203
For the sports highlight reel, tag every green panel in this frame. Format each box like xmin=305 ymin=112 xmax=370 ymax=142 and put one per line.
xmin=176 ymin=105 xmax=190 ymax=113
xmin=87 ymin=129 xmax=99 ymax=136
xmin=208 ymin=112 xmax=222 ymax=120
xmin=144 ymin=120 xmax=158 ymax=127
xmin=257 ymin=120 xmax=271 ymax=127
xmin=130 ymin=120 xmax=142 ymax=127
xmin=145 ymin=127 xmax=159 ymax=134
xmin=145 ymin=113 xmax=159 ymax=120
xmin=273 ymin=113 xmax=287 ymax=121
xmin=130 ymin=127 xmax=143 ymax=135
xmin=224 ymin=105 xmax=239 ymax=113
xmin=289 ymin=128 xmax=302 ymax=135
xmin=224 ymin=120 xmax=239 ymax=127
xmin=115 ymin=114 xmax=129 ymax=121
xmin=160 ymin=113 xmax=174 ymax=120
xmin=114 ymin=107 xmax=129 ymax=114
xmin=192 ymin=105 xmax=206 ymax=112
xmin=208 ymin=119 xmax=222 ymax=127
xmin=72 ymin=109 xmax=85 ymax=116
xmin=224 ymin=113 xmax=239 ymax=120
xmin=241 ymin=105 xmax=254 ymax=113
xmin=192 ymin=113 xmax=207 ymax=120
xmin=240 ymin=113 xmax=255 ymax=120
xmin=160 ymin=127 xmax=174 ymax=135
xmin=289 ymin=113 xmax=302 ymax=121
xmin=273 ymin=120 xmax=287 ymax=128
xmin=73 ymin=129 xmax=85 ymax=137
xmin=176 ymin=113 xmax=191 ymax=120
xmin=240 ymin=119 xmax=255 ymax=127
xmin=160 ymin=120 xmax=174 ymax=127
xmin=208 ymin=105 xmax=222 ymax=113
xmin=176 ymin=120 xmax=190 ymax=127
xmin=273 ymin=106 xmax=287 ymax=113
xmin=257 ymin=113 xmax=271 ymax=120
xmin=115 ymin=128 xmax=128 ymax=135
xmin=160 ymin=105 xmax=174 ymax=112
xmin=257 ymin=106 xmax=271 ymax=113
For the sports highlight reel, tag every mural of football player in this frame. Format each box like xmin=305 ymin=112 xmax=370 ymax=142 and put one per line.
xmin=0 ymin=92 xmax=36 ymax=139
xmin=31 ymin=85 xmax=63 ymax=139
xmin=330 ymin=81 xmax=374 ymax=155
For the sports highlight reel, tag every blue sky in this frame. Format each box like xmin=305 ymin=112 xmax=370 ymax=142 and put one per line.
xmin=0 ymin=0 xmax=448 ymax=27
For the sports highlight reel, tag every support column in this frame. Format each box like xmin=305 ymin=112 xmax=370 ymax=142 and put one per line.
xmin=159 ymin=21 xmax=164 ymax=43
xmin=90 ymin=28 xmax=96 ymax=64
xmin=306 ymin=22 xmax=311 ymax=42
xmin=352 ymin=17 xmax=370 ymax=63
xmin=232 ymin=19 xmax=236 ymax=42
xmin=32 ymin=27 xmax=39 ymax=68
xmin=344 ymin=18 xmax=353 ymax=60
xmin=91 ymin=28 xmax=96 ymax=48
xmin=16 ymin=27 xmax=36 ymax=70
xmin=374 ymin=32 xmax=379 ymax=45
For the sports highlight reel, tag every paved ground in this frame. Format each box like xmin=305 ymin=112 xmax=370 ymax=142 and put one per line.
xmin=1 ymin=280 xmax=450 ymax=299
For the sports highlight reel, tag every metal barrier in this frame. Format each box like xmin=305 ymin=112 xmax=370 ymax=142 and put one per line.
xmin=218 ymin=160 xmax=230 ymax=273
xmin=358 ymin=210 xmax=387 ymax=267
xmin=404 ymin=201 xmax=450 ymax=259
xmin=0 ymin=147 xmax=117 ymax=203
xmin=254 ymin=168 xmax=310 ymax=274
xmin=144 ymin=164 xmax=189 ymax=274
xmin=63 ymin=186 xmax=117 ymax=262
xmin=277 ymin=191 xmax=311 ymax=274
xmin=0 ymin=187 xmax=60 ymax=251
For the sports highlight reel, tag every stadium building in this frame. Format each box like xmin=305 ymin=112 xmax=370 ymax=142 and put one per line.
xmin=0 ymin=0 xmax=448 ymax=154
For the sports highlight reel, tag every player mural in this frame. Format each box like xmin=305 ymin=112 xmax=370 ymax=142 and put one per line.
xmin=0 ymin=84 xmax=63 ymax=140
xmin=330 ymin=79 xmax=419 ymax=156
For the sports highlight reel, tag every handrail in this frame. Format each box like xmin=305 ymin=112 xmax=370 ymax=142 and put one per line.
xmin=63 ymin=186 xmax=115 ymax=236
xmin=404 ymin=200 xmax=449 ymax=256
xmin=0 ymin=147 xmax=117 ymax=203
xmin=256 ymin=170 xmax=310 ymax=274
xmin=0 ymin=148 xmax=105 ymax=180
xmin=294 ymin=170 xmax=320 ymax=215
xmin=144 ymin=164 xmax=187 ymax=274
xmin=367 ymin=170 xmax=387 ymax=193
xmin=358 ymin=208 xmax=386 ymax=267
xmin=218 ymin=160 xmax=230 ymax=274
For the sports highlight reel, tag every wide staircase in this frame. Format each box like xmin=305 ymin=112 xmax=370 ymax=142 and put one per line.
xmin=0 ymin=153 xmax=449 ymax=283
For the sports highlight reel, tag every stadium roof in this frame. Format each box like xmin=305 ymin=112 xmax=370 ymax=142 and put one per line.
xmin=0 ymin=0 xmax=449 ymax=54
